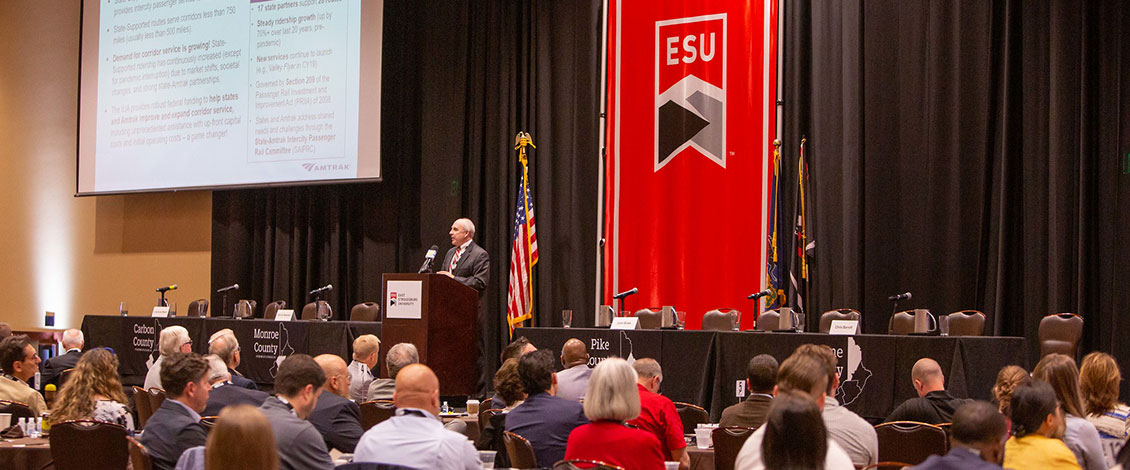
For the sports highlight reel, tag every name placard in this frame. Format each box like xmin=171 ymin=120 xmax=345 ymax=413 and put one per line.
xmin=610 ymin=317 xmax=641 ymax=330
xmin=275 ymin=309 xmax=295 ymax=321
xmin=828 ymin=320 xmax=859 ymax=335
xmin=151 ymin=306 xmax=170 ymax=318
xmin=387 ymin=280 xmax=423 ymax=319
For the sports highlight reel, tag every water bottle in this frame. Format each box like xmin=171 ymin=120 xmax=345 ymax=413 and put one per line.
xmin=17 ymin=417 xmax=26 ymax=435
xmin=30 ymin=418 xmax=41 ymax=438
xmin=441 ymin=401 xmax=450 ymax=414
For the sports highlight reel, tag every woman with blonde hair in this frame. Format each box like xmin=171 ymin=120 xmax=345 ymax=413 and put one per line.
xmin=49 ymin=348 xmax=133 ymax=430
xmin=1033 ymin=353 xmax=1105 ymax=470
xmin=564 ymin=358 xmax=664 ymax=469
xmin=993 ymin=365 xmax=1029 ymax=431
xmin=1079 ymin=351 xmax=1130 ymax=467
xmin=205 ymin=405 xmax=279 ymax=470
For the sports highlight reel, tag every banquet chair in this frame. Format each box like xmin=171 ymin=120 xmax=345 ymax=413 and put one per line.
xmin=49 ymin=420 xmax=130 ymax=470
xmin=235 ymin=299 xmax=258 ymax=319
xmin=127 ymin=436 xmax=153 ymax=470
xmin=337 ymin=464 xmax=423 ymax=470
xmin=874 ymin=421 xmax=947 ymax=465
xmin=944 ymin=310 xmax=986 ymax=336
xmin=199 ymin=415 xmax=218 ymax=429
xmin=58 ymin=368 xmax=75 ymax=388
xmin=350 ymin=302 xmax=381 ymax=322
xmin=132 ymin=386 xmax=153 ymax=428
xmin=479 ymin=407 xmax=506 ymax=438
xmin=673 ymin=402 xmax=709 ymax=433
xmin=146 ymin=388 xmax=167 ymax=420
xmin=753 ymin=309 xmax=781 ymax=331
xmin=1039 ymin=313 xmax=1083 ymax=358
xmin=552 ymin=460 xmax=626 ymax=470
xmin=503 ymin=431 xmax=538 ymax=469
xmin=632 ymin=308 xmax=663 ymax=329
xmin=888 ymin=310 xmax=916 ymax=335
xmin=818 ymin=308 xmax=861 ymax=333
xmin=0 ymin=399 xmax=34 ymax=421
xmin=702 ymin=309 xmax=738 ymax=331
xmin=359 ymin=400 xmax=396 ymax=430
xmin=302 ymin=300 xmax=332 ymax=320
xmin=712 ymin=426 xmax=756 ymax=470
xmin=186 ymin=299 xmax=209 ymax=317
xmin=860 ymin=462 xmax=914 ymax=470
xmin=262 ymin=300 xmax=286 ymax=319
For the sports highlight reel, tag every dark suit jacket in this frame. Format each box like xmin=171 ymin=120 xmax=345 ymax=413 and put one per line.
xmin=40 ymin=349 xmax=81 ymax=388
xmin=886 ymin=390 xmax=969 ymax=424
xmin=440 ymin=241 xmax=490 ymax=293
xmin=308 ymin=390 xmax=364 ymax=453
xmin=202 ymin=382 xmax=270 ymax=417
xmin=506 ymin=392 xmax=589 ymax=468
xmin=719 ymin=393 xmax=773 ymax=429
xmin=140 ymin=399 xmax=209 ymax=470
xmin=911 ymin=447 xmax=1002 ymax=470
xmin=229 ymin=368 xmax=259 ymax=390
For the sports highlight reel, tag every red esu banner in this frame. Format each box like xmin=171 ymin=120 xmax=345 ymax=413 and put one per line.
xmin=603 ymin=0 xmax=778 ymax=330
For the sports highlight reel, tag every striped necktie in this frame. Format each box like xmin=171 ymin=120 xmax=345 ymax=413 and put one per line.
xmin=451 ymin=246 xmax=463 ymax=270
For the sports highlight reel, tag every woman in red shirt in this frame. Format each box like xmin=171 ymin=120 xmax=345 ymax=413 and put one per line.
xmin=565 ymin=358 xmax=667 ymax=470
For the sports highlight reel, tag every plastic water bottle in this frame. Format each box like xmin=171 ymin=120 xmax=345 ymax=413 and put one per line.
xmin=441 ymin=401 xmax=450 ymax=414
xmin=29 ymin=418 xmax=41 ymax=438
xmin=17 ymin=417 xmax=26 ymax=435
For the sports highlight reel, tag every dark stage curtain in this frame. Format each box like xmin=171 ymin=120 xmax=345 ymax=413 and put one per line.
xmin=212 ymin=0 xmax=603 ymax=378
xmin=782 ymin=0 xmax=1130 ymax=377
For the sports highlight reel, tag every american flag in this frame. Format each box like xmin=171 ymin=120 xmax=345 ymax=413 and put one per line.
xmin=507 ymin=169 xmax=538 ymax=337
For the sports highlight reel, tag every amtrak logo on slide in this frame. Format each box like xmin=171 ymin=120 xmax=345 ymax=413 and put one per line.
xmin=655 ymin=14 xmax=726 ymax=171
xmin=302 ymin=162 xmax=352 ymax=172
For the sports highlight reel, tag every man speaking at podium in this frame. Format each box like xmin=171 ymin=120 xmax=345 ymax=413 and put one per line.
xmin=436 ymin=218 xmax=491 ymax=394
xmin=437 ymin=218 xmax=490 ymax=292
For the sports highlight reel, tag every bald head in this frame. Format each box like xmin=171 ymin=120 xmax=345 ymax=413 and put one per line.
xmin=394 ymin=364 xmax=441 ymax=415
xmin=912 ymin=358 xmax=945 ymax=396
xmin=561 ymin=339 xmax=589 ymax=368
xmin=61 ymin=329 xmax=84 ymax=350
xmin=314 ymin=354 xmax=350 ymax=397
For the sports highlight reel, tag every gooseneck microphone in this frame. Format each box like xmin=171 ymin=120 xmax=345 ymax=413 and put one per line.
xmin=216 ymin=283 xmax=239 ymax=293
xmin=309 ymin=284 xmax=334 ymax=296
xmin=887 ymin=292 xmax=912 ymax=301
xmin=613 ymin=287 xmax=638 ymax=300
xmin=747 ymin=289 xmax=772 ymax=300
xmin=418 ymin=245 xmax=439 ymax=273
xmin=156 ymin=284 xmax=178 ymax=293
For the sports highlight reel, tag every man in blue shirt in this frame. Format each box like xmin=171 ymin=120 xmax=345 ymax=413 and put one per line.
xmin=353 ymin=364 xmax=480 ymax=470
xmin=506 ymin=349 xmax=589 ymax=468
xmin=911 ymin=401 xmax=1008 ymax=470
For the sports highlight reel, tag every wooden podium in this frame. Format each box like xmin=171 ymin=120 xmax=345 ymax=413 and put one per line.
xmin=381 ymin=273 xmax=479 ymax=395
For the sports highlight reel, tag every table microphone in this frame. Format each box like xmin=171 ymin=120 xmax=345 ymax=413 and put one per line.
xmin=309 ymin=284 xmax=334 ymax=296
xmin=887 ymin=292 xmax=912 ymax=301
xmin=156 ymin=284 xmax=178 ymax=293
xmin=613 ymin=287 xmax=638 ymax=300
xmin=748 ymin=289 xmax=772 ymax=300
xmin=216 ymin=283 xmax=239 ymax=293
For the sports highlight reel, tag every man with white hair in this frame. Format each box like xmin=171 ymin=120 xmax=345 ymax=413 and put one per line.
xmin=201 ymin=354 xmax=268 ymax=416
xmin=366 ymin=343 xmax=419 ymax=402
xmin=208 ymin=328 xmax=258 ymax=390
xmin=436 ymin=218 xmax=490 ymax=292
xmin=41 ymin=328 xmax=83 ymax=388
xmin=145 ymin=326 xmax=193 ymax=390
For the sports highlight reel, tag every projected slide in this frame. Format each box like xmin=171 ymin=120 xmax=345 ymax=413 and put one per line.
xmin=78 ymin=0 xmax=382 ymax=194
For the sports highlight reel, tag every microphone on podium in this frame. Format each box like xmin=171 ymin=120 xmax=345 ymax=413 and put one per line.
xmin=418 ymin=245 xmax=439 ymax=273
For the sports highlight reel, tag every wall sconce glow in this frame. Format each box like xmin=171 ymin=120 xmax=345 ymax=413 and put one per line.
xmin=33 ymin=182 xmax=73 ymax=330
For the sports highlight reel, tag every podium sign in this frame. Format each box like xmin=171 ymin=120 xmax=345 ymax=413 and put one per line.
xmin=386 ymin=280 xmax=423 ymax=319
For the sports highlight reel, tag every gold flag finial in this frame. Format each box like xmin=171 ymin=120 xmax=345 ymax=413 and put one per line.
xmin=514 ymin=132 xmax=535 ymax=165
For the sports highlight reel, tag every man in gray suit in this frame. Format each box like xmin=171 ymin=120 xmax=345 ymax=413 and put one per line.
xmin=555 ymin=339 xmax=591 ymax=402
xmin=436 ymin=217 xmax=490 ymax=393
xmin=366 ymin=343 xmax=419 ymax=402
xmin=259 ymin=354 xmax=334 ymax=470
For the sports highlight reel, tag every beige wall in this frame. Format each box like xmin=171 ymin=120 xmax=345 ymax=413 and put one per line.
xmin=0 ymin=2 xmax=211 ymax=331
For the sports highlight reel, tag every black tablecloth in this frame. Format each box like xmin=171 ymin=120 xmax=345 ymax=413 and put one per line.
xmin=80 ymin=315 xmax=380 ymax=387
xmin=518 ymin=328 xmax=1025 ymax=420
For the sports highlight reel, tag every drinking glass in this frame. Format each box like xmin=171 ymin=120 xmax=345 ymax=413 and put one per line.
xmin=479 ymin=450 xmax=497 ymax=469
xmin=119 ymin=302 xmax=129 ymax=317
xmin=676 ymin=311 xmax=687 ymax=329
xmin=939 ymin=315 xmax=950 ymax=336
xmin=561 ymin=309 xmax=574 ymax=328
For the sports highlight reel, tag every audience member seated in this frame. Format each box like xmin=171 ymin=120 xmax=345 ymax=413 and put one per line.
xmin=201 ymin=355 xmax=269 ymax=417
xmin=910 ymin=401 xmax=1008 ymax=470
xmin=476 ymin=358 xmax=525 ymax=467
xmin=205 ymin=405 xmax=280 ymax=470
xmin=347 ymin=334 xmax=381 ymax=402
xmin=795 ymin=344 xmax=878 ymax=467
xmin=506 ymin=350 xmax=588 ymax=468
xmin=1003 ymin=380 xmax=1081 ymax=470
xmin=489 ymin=336 xmax=538 ymax=409
xmin=145 ymin=326 xmax=193 ymax=390
xmin=720 ymin=354 xmax=777 ymax=428
xmin=309 ymin=354 xmax=364 ymax=453
xmin=49 ymin=348 xmax=133 ymax=430
xmin=734 ymin=351 xmax=854 ymax=470
xmin=886 ymin=357 xmax=968 ymax=424
xmin=258 ymin=354 xmax=334 ymax=470
xmin=1079 ymin=352 xmax=1130 ymax=467
xmin=629 ymin=358 xmax=689 ymax=469
xmin=0 ymin=335 xmax=46 ymax=414
xmin=563 ymin=358 xmax=665 ymax=470
xmin=1035 ymin=353 xmax=1105 ymax=470
xmin=556 ymin=338 xmax=591 ymax=403
xmin=208 ymin=329 xmax=257 ymax=390
xmin=761 ymin=391 xmax=838 ymax=470
xmin=140 ymin=353 xmax=210 ymax=470
xmin=41 ymin=328 xmax=83 ymax=389
xmin=354 ymin=364 xmax=480 ymax=469
xmin=992 ymin=365 xmax=1029 ymax=432
xmin=365 ymin=342 xmax=418 ymax=402
xmin=0 ymin=322 xmax=11 ymax=340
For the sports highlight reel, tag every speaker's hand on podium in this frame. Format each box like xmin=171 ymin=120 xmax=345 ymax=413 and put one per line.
xmin=436 ymin=271 xmax=455 ymax=279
